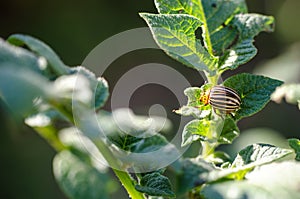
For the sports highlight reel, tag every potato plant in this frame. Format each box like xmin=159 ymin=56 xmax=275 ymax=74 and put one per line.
xmin=0 ymin=0 xmax=300 ymax=199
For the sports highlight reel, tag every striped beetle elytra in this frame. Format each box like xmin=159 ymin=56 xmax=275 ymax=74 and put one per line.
xmin=200 ymin=85 xmax=241 ymax=114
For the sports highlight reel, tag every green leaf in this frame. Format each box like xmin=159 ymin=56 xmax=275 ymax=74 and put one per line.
xmin=135 ymin=172 xmax=175 ymax=197
xmin=184 ymin=85 xmax=212 ymax=107
xmin=220 ymin=14 xmax=275 ymax=71
xmin=154 ymin=0 xmax=202 ymax=18
xmin=271 ymin=84 xmax=300 ymax=106
xmin=96 ymin=109 xmax=178 ymax=172
xmin=53 ymin=73 xmax=93 ymax=105
xmin=219 ymin=39 xmax=257 ymax=70
xmin=70 ymin=66 xmax=109 ymax=109
xmin=7 ymin=34 xmax=70 ymax=76
xmin=288 ymin=138 xmax=300 ymax=161
xmin=131 ymin=134 xmax=169 ymax=153
xmin=204 ymin=144 xmax=292 ymax=182
xmin=0 ymin=67 xmax=51 ymax=117
xmin=155 ymin=0 xmax=247 ymax=56
xmin=218 ymin=117 xmax=239 ymax=144
xmin=181 ymin=119 xmax=210 ymax=147
xmin=176 ymin=158 xmax=215 ymax=194
xmin=174 ymin=85 xmax=212 ymax=118
xmin=231 ymin=14 xmax=274 ymax=39
xmin=0 ymin=38 xmax=43 ymax=73
xmin=223 ymin=73 xmax=283 ymax=120
xmin=181 ymin=116 xmax=228 ymax=147
xmin=53 ymin=150 xmax=116 ymax=199
xmin=94 ymin=77 xmax=109 ymax=109
xmin=145 ymin=1 xmax=273 ymax=73
xmin=232 ymin=143 xmax=292 ymax=167
xmin=139 ymin=13 xmax=217 ymax=72
xmin=174 ymin=105 xmax=211 ymax=118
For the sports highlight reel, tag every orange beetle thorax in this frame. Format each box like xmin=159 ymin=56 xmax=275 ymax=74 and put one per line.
xmin=200 ymin=90 xmax=210 ymax=105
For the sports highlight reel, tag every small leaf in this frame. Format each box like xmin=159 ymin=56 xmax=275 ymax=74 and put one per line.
xmin=139 ymin=13 xmax=217 ymax=72
xmin=218 ymin=117 xmax=240 ymax=144
xmin=288 ymin=138 xmax=300 ymax=161
xmin=181 ymin=119 xmax=210 ymax=147
xmin=135 ymin=172 xmax=175 ymax=197
xmin=94 ymin=77 xmax=109 ymax=109
xmin=0 ymin=38 xmax=43 ymax=73
xmin=184 ymin=85 xmax=212 ymax=107
xmin=53 ymin=150 xmax=115 ymax=199
xmin=70 ymin=67 xmax=109 ymax=109
xmin=53 ymin=74 xmax=93 ymax=105
xmin=174 ymin=105 xmax=211 ymax=119
xmin=7 ymin=34 xmax=70 ymax=76
xmin=223 ymin=73 xmax=283 ymax=120
xmin=175 ymin=85 xmax=212 ymax=118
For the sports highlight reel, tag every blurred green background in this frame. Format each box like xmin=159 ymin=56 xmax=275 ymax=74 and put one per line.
xmin=1 ymin=0 xmax=300 ymax=198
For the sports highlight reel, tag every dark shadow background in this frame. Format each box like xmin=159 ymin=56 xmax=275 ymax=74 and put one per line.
xmin=1 ymin=0 xmax=300 ymax=198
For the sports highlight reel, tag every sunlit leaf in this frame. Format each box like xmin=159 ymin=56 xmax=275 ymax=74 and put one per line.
xmin=224 ymin=73 xmax=283 ymax=120
xmin=140 ymin=13 xmax=217 ymax=72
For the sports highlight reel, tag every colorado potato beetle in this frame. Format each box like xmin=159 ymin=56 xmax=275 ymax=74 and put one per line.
xmin=200 ymin=85 xmax=241 ymax=114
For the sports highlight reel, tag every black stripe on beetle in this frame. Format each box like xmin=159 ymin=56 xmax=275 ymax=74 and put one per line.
xmin=200 ymin=85 xmax=241 ymax=114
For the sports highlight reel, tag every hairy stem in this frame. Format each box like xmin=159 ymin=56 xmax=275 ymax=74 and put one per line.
xmin=114 ymin=170 xmax=145 ymax=199
xmin=201 ymin=73 xmax=221 ymax=157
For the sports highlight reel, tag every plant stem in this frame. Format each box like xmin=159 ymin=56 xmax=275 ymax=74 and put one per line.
xmin=33 ymin=126 xmax=66 ymax=152
xmin=90 ymin=136 xmax=146 ymax=199
xmin=114 ymin=169 xmax=145 ymax=199
xmin=205 ymin=72 xmax=219 ymax=86
xmin=201 ymin=72 xmax=220 ymax=157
